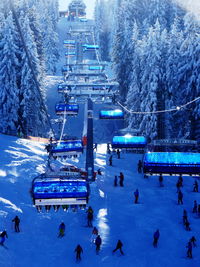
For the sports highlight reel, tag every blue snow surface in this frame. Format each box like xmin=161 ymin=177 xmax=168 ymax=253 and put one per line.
xmin=33 ymin=179 xmax=88 ymax=199
xmin=51 ymin=140 xmax=83 ymax=153
xmin=144 ymin=152 xmax=200 ymax=165
xmin=99 ymin=109 xmax=124 ymax=119
xmin=88 ymin=65 xmax=103 ymax=70
xmin=55 ymin=103 xmax=79 ymax=112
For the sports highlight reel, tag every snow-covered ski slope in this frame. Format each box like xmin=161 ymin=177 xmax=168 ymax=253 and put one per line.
xmin=1 ymin=135 xmax=200 ymax=266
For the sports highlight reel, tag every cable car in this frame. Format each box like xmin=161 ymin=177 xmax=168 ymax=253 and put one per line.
xmin=99 ymin=109 xmax=124 ymax=120
xmin=50 ymin=140 xmax=83 ymax=157
xmin=82 ymin=44 xmax=99 ymax=52
xmin=32 ymin=176 xmax=90 ymax=212
xmin=143 ymin=152 xmax=200 ymax=176
xmin=63 ymin=40 xmax=76 ymax=48
xmin=88 ymin=66 xmax=103 ymax=71
xmin=65 ymin=51 xmax=76 ymax=57
xmin=80 ymin=17 xmax=88 ymax=22
xmin=55 ymin=103 xmax=79 ymax=116
xmin=112 ymin=135 xmax=147 ymax=150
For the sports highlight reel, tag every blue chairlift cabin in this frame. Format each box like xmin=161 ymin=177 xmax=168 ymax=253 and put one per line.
xmin=112 ymin=135 xmax=147 ymax=149
xmin=32 ymin=176 xmax=89 ymax=212
xmin=99 ymin=109 xmax=124 ymax=120
xmin=63 ymin=40 xmax=76 ymax=48
xmin=55 ymin=103 xmax=79 ymax=116
xmin=143 ymin=152 xmax=200 ymax=176
xmin=82 ymin=44 xmax=99 ymax=52
xmin=65 ymin=51 xmax=76 ymax=57
xmin=80 ymin=17 xmax=88 ymax=22
xmin=88 ymin=65 xmax=103 ymax=71
xmin=50 ymin=140 xmax=83 ymax=157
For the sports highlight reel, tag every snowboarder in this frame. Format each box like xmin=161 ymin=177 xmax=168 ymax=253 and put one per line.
xmin=119 ymin=172 xmax=124 ymax=187
xmin=109 ymin=155 xmax=113 ymax=166
xmin=0 ymin=230 xmax=8 ymax=246
xmin=183 ymin=210 xmax=188 ymax=225
xmin=75 ymin=244 xmax=83 ymax=261
xmin=58 ymin=222 xmax=65 ymax=237
xmin=178 ymin=190 xmax=183 ymax=205
xmin=112 ymin=240 xmax=124 ymax=255
xmin=193 ymin=180 xmax=198 ymax=192
xmin=95 ymin=235 xmax=102 ymax=254
xmin=12 ymin=216 xmax=20 ymax=232
xmin=116 ymin=149 xmax=120 ymax=159
xmin=159 ymin=174 xmax=164 ymax=187
xmin=137 ymin=160 xmax=142 ymax=173
xmin=134 ymin=189 xmax=139 ymax=204
xmin=153 ymin=229 xmax=160 ymax=247
xmin=87 ymin=206 xmax=94 ymax=227
xmin=192 ymin=200 xmax=197 ymax=213
xmin=114 ymin=175 xmax=118 ymax=186
xmin=190 ymin=236 xmax=197 ymax=247
xmin=186 ymin=241 xmax=192 ymax=258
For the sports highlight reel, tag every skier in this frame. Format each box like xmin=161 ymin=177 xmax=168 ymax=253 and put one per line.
xmin=159 ymin=174 xmax=164 ymax=187
xmin=186 ymin=241 xmax=192 ymax=258
xmin=178 ymin=175 xmax=183 ymax=187
xmin=134 ymin=189 xmax=139 ymax=204
xmin=193 ymin=180 xmax=198 ymax=192
xmin=12 ymin=215 xmax=20 ymax=232
xmin=0 ymin=230 xmax=8 ymax=246
xmin=58 ymin=222 xmax=65 ymax=237
xmin=190 ymin=236 xmax=197 ymax=247
xmin=95 ymin=235 xmax=102 ymax=254
xmin=192 ymin=200 xmax=197 ymax=213
xmin=97 ymin=168 xmax=102 ymax=175
xmin=109 ymin=155 xmax=113 ymax=166
xmin=184 ymin=219 xmax=191 ymax=231
xmin=74 ymin=244 xmax=83 ymax=261
xmin=114 ymin=175 xmax=118 ymax=187
xmin=176 ymin=180 xmax=181 ymax=193
xmin=119 ymin=172 xmax=124 ymax=187
xmin=91 ymin=227 xmax=98 ymax=243
xmin=107 ymin=143 xmax=111 ymax=154
xmin=137 ymin=160 xmax=142 ymax=173
xmin=183 ymin=210 xmax=188 ymax=225
xmin=178 ymin=190 xmax=183 ymax=205
xmin=112 ymin=240 xmax=124 ymax=255
xmin=198 ymin=204 xmax=200 ymax=217
xmin=153 ymin=229 xmax=160 ymax=247
xmin=87 ymin=206 xmax=94 ymax=227
xmin=116 ymin=149 xmax=120 ymax=159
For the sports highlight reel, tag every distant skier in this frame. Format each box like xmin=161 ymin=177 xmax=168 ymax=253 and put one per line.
xmin=95 ymin=235 xmax=102 ymax=254
xmin=192 ymin=200 xmax=197 ymax=213
xmin=12 ymin=216 xmax=20 ymax=232
xmin=87 ymin=206 xmax=94 ymax=227
xmin=198 ymin=205 xmax=200 ymax=217
xmin=58 ymin=222 xmax=65 ymax=237
xmin=186 ymin=241 xmax=192 ymax=258
xmin=0 ymin=230 xmax=8 ymax=246
xmin=184 ymin=219 xmax=191 ymax=231
xmin=116 ymin=149 xmax=120 ymax=159
xmin=107 ymin=143 xmax=111 ymax=154
xmin=114 ymin=175 xmax=118 ymax=187
xmin=92 ymin=227 xmax=98 ymax=236
xmin=153 ymin=229 xmax=160 ymax=247
xmin=134 ymin=189 xmax=139 ymax=204
xmin=193 ymin=180 xmax=198 ymax=192
xmin=112 ymin=240 xmax=124 ymax=255
xmin=75 ymin=244 xmax=83 ymax=261
xmin=109 ymin=155 xmax=113 ymax=166
xmin=137 ymin=160 xmax=142 ymax=173
xmin=159 ymin=174 xmax=164 ymax=187
xmin=119 ymin=172 xmax=124 ymax=187
xmin=97 ymin=168 xmax=102 ymax=175
xmin=190 ymin=236 xmax=197 ymax=247
xmin=178 ymin=175 xmax=183 ymax=187
xmin=183 ymin=210 xmax=188 ymax=225
xmin=178 ymin=190 xmax=183 ymax=205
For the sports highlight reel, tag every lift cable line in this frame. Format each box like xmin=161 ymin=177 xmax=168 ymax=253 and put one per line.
xmin=117 ymin=95 xmax=200 ymax=115
xmin=9 ymin=0 xmax=56 ymax=138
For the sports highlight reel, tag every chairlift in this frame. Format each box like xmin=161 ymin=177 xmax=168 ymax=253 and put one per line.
xmin=55 ymin=103 xmax=79 ymax=116
xmin=88 ymin=66 xmax=103 ymax=71
xmin=65 ymin=51 xmax=76 ymax=57
xmin=50 ymin=139 xmax=83 ymax=157
xmin=99 ymin=109 xmax=124 ymax=120
xmin=112 ymin=135 xmax=147 ymax=149
xmin=63 ymin=40 xmax=76 ymax=48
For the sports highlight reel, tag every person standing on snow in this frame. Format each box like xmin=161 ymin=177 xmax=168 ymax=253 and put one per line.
xmin=134 ymin=189 xmax=139 ymax=204
xmin=178 ymin=190 xmax=183 ymax=205
xmin=74 ymin=244 xmax=83 ymax=261
xmin=58 ymin=222 xmax=65 ymax=237
xmin=114 ymin=175 xmax=118 ymax=186
xmin=116 ymin=149 xmax=120 ymax=159
xmin=87 ymin=206 xmax=94 ymax=227
xmin=112 ymin=240 xmax=124 ymax=255
xmin=159 ymin=174 xmax=164 ymax=187
xmin=0 ymin=230 xmax=8 ymax=246
xmin=153 ymin=229 xmax=160 ymax=247
xmin=119 ymin=172 xmax=124 ymax=187
xmin=109 ymin=155 xmax=113 ymax=166
xmin=95 ymin=235 xmax=102 ymax=254
xmin=186 ymin=241 xmax=193 ymax=258
xmin=193 ymin=180 xmax=198 ymax=192
xmin=192 ymin=200 xmax=197 ymax=213
xmin=12 ymin=216 xmax=20 ymax=232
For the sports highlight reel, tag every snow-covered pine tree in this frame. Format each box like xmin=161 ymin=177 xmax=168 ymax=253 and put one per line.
xmin=0 ymin=12 xmax=20 ymax=135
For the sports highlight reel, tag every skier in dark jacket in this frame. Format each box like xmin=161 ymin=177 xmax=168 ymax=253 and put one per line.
xmin=116 ymin=149 xmax=120 ymax=159
xmin=114 ymin=175 xmax=118 ymax=186
xmin=109 ymin=155 xmax=113 ymax=166
xmin=183 ymin=210 xmax=188 ymax=225
xmin=119 ymin=172 xmax=124 ymax=187
xmin=190 ymin=236 xmax=197 ymax=247
xmin=193 ymin=180 xmax=198 ymax=192
xmin=95 ymin=235 xmax=102 ymax=254
xmin=87 ymin=206 xmax=94 ymax=227
xmin=134 ymin=189 xmax=139 ymax=204
xmin=12 ymin=216 xmax=20 ymax=232
xmin=153 ymin=229 xmax=160 ymax=247
xmin=178 ymin=190 xmax=183 ymax=204
xmin=192 ymin=200 xmax=197 ymax=213
xmin=75 ymin=244 xmax=83 ymax=261
xmin=58 ymin=222 xmax=65 ymax=237
xmin=138 ymin=160 xmax=142 ymax=173
xmin=113 ymin=240 xmax=124 ymax=255
xmin=186 ymin=241 xmax=192 ymax=258
xmin=0 ymin=230 xmax=8 ymax=245
xmin=159 ymin=174 xmax=164 ymax=187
